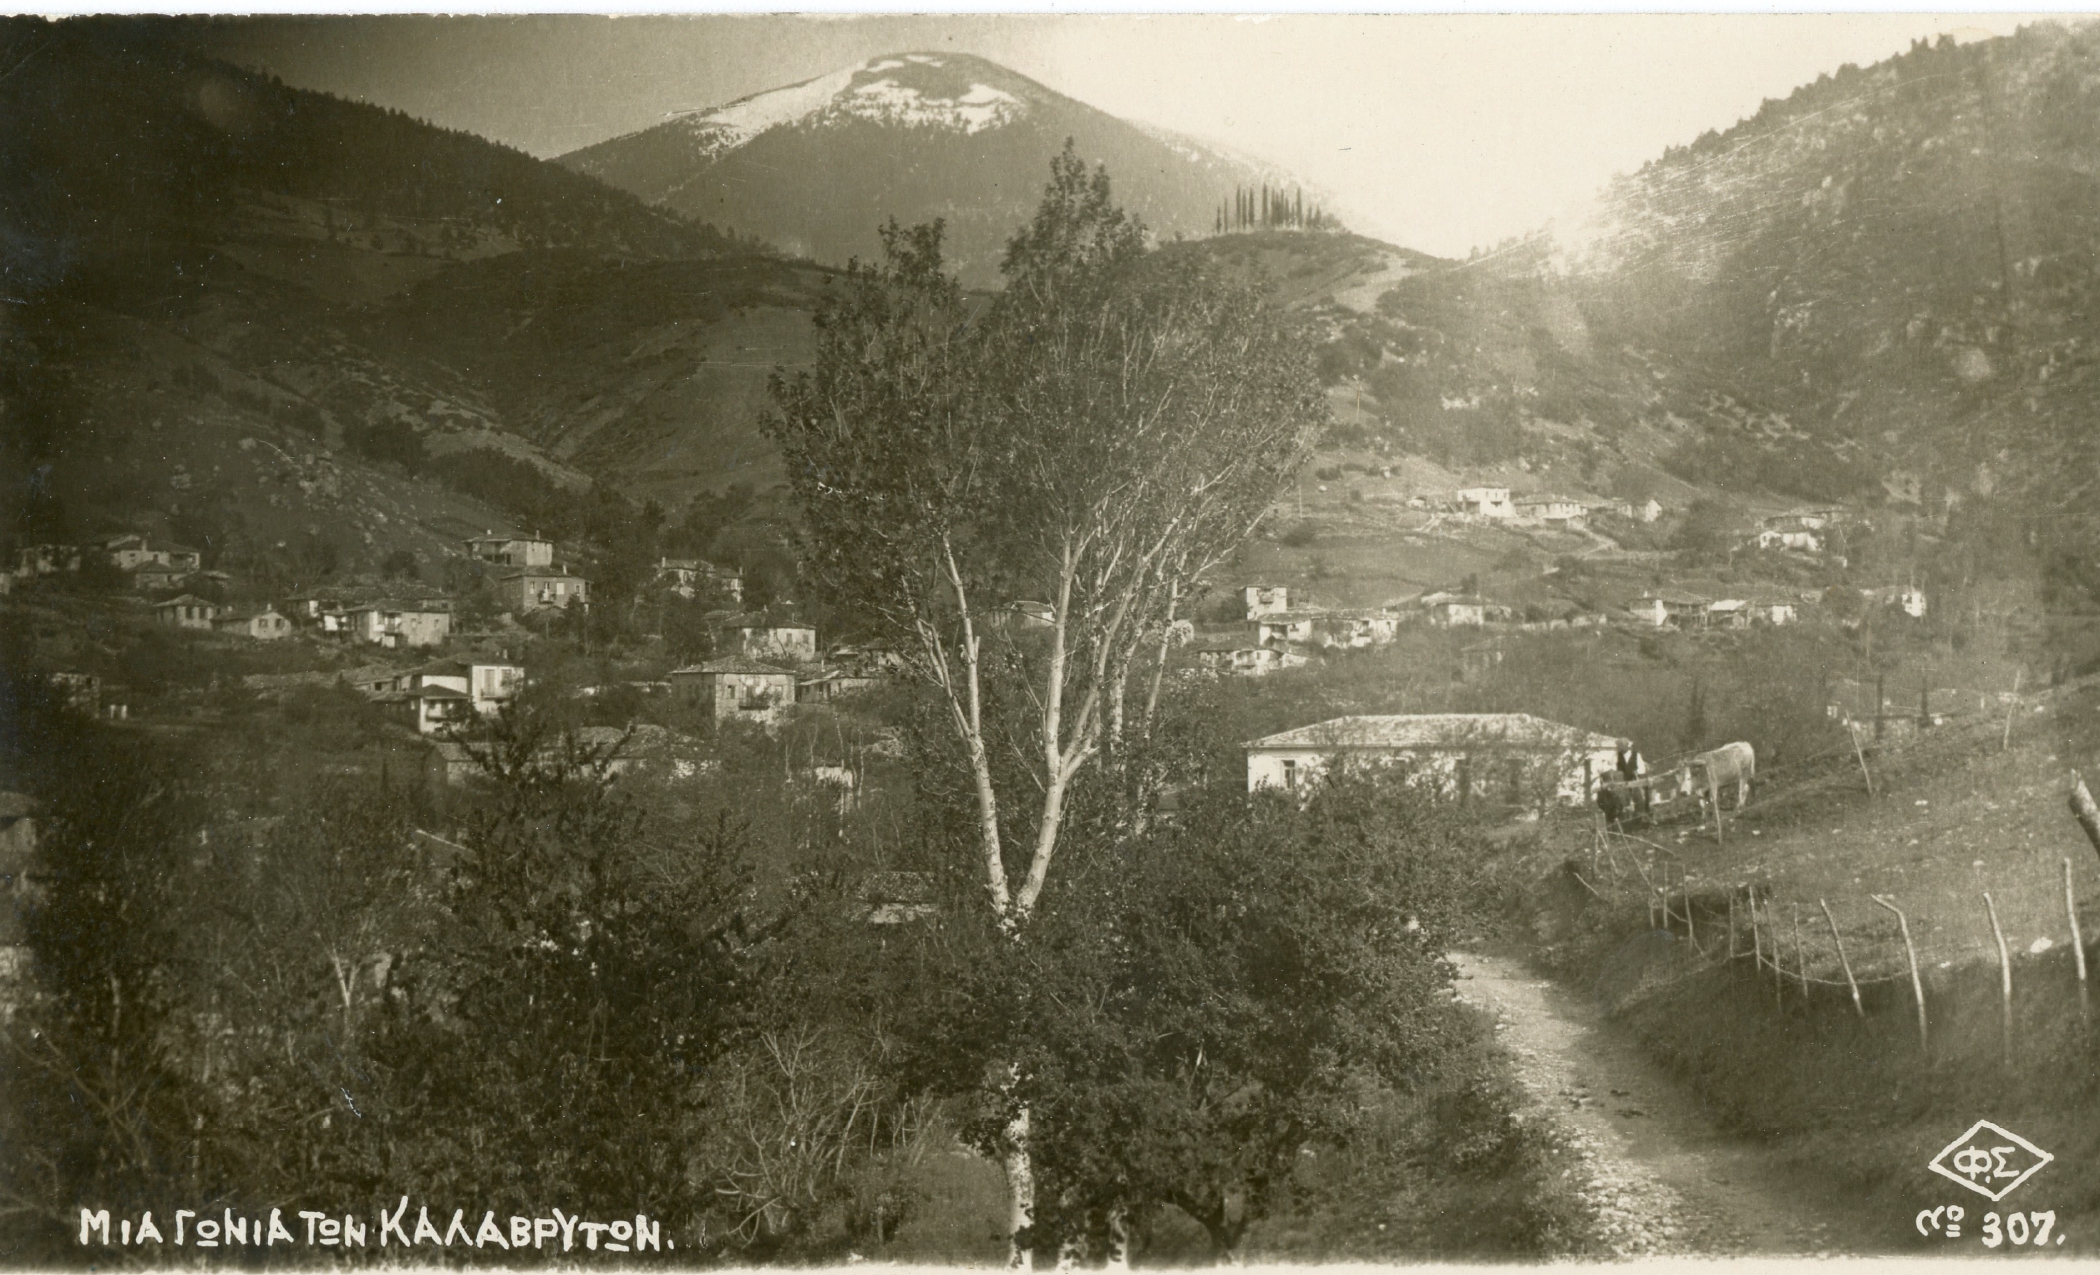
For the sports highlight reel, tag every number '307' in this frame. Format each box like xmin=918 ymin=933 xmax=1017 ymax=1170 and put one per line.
xmin=1982 ymin=1211 xmax=2056 ymax=1248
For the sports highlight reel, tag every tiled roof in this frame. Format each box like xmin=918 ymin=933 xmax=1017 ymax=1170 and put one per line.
xmin=1247 ymin=713 xmax=1618 ymax=752
xmin=672 ymin=657 xmax=796 ymax=676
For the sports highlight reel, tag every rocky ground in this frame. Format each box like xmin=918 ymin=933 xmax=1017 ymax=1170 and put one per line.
xmin=1453 ymin=950 xmax=1855 ymax=1258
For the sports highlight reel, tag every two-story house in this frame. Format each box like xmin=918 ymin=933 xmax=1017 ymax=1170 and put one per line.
xmin=671 ymin=657 xmax=798 ymax=727
xmin=465 ymin=532 xmax=555 ymax=568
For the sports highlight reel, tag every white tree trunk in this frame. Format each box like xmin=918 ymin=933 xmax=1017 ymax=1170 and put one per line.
xmin=1105 ymin=1204 xmax=1131 ymax=1271
xmin=1004 ymin=1101 xmax=1035 ymax=1269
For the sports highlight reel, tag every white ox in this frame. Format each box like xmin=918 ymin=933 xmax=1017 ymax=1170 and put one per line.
xmin=1681 ymin=741 xmax=1755 ymax=812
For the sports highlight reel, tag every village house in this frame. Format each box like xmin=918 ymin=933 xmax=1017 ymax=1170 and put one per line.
xmin=1754 ymin=527 xmax=1823 ymax=552
xmin=503 ymin=567 xmax=589 ymax=613
xmin=155 ymin=594 xmax=220 ymax=630
xmin=1632 ymin=591 xmax=1709 ymax=628
xmin=1706 ymin=598 xmax=1751 ymax=629
xmin=1195 ymin=643 xmax=1307 ymax=677
xmin=655 ymin=557 xmax=743 ymax=602
xmin=720 ymin=613 xmax=819 ymax=663
xmin=827 ymin=641 xmax=908 ymax=676
xmin=408 ymin=657 xmax=524 ymax=716
xmin=340 ymin=663 xmax=409 ymax=697
xmin=131 ymin=563 xmax=191 ymax=592
xmin=1254 ymin=609 xmax=1324 ymax=646
xmin=1747 ymin=595 xmax=1797 ymax=625
xmin=1319 ymin=609 xmax=1399 ymax=649
xmin=1515 ymin=494 xmax=1588 ymax=525
xmin=1419 ymin=592 xmax=1488 ymax=627
xmin=798 ymin=669 xmax=881 ymax=704
xmin=1459 ymin=639 xmax=1506 ymax=681
xmin=103 ymin=534 xmax=202 ymax=573
xmin=671 ymin=657 xmax=799 ymax=727
xmin=405 ymin=683 xmax=474 ymax=735
xmin=992 ymin=600 xmax=1056 ymax=631
xmin=14 ymin=544 xmax=81 ymax=577
xmin=212 ymin=607 xmax=293 ymax=640
xmin=424 ymin=725 xmax=709 ymax=788
xmin=48 ymin=672 xmax=101 ymax=715
xmin=464 ymin=532 xmax=555 ymax=568
xmin=348 ymin=600 xmax=453 ymax=649
xmin=1454 ymin=486 xmax=1516 ymax=519
xmin=1768 ymin=507 xmax=1839 ymax=531
xmin=1245 ymin=713 xmax=1622 ymax=809
xmin=1636 ymin=498 xmax=1664 ymax=523
xmin=1242 ymin=584 xmax=1290 ymax=619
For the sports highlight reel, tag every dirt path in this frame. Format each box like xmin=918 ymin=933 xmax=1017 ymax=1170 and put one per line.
xmin=1453 ymin=950 xmax=1855 ymax=1258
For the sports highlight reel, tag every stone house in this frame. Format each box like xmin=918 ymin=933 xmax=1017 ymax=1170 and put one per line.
xmin=504 ymin=567 xmax=590 ymax=613
xmin=348 ymin=601 xmax=453 ymax=649
xmin=671 ymin=657 xmax=799 ymax=727
xmin=720 ymin=614 xmax=819 ymax=663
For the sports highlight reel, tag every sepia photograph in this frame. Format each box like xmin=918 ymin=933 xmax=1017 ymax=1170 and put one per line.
xmin=5 ymin=9 xmax=2100 ymax=1266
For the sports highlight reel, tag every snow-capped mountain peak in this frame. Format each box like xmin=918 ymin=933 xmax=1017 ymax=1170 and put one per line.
xmin=671 ymin=53 xmax=1033 ymax=159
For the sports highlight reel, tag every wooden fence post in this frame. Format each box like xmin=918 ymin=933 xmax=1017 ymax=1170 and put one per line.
xmin=2002 ymin=668 xmax=2022 ymax=752
xmin=2071 ymin=773 xmax=2100 ymax=862
xmin=1821 ymin=898 xmax=1863 ymax=1017
xmin=1985 ymin=890 xmax=2013 ymax=1066
xmin=1793 ymin=907 xmax=1810 ymax=998
xmin=1871 ymin=894 xmax=1927 ymax=1053
xmin=1683 ymin=869 xmax=1697 ymax=951
xmin=1749 ymin=889 xmax=1763 ymax=980
xmin=1849 ymin=723 xmax=1874 ymax=796
xmin=2067 ymin=859 xmax=2089 ymax=1019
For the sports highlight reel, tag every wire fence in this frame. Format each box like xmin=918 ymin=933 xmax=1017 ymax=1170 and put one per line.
xmin=1578 ymin=771 xmax=2100 ymax=1043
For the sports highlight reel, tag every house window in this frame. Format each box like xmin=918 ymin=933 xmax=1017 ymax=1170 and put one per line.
xmin=1281 ymin=759 xmax=1299 ymax=790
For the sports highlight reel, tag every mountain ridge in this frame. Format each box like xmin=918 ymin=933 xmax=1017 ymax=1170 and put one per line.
xmin=557 ymin=50 xmax=1319 ymax=286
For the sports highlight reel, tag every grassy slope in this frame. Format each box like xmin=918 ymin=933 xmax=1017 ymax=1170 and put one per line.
xmin=1508 ymin=666 xmax=2100 ymax=1253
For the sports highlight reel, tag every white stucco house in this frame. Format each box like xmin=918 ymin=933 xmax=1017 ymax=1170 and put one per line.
xmin=1455 ymin=487 xmax=1516 ymax=519
xmin=1245 ymin=713 xmax=1622 ymax=809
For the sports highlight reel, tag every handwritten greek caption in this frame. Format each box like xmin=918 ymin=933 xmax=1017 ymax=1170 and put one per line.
xmin=78 ymin=1201 xmax=671 ymax=1253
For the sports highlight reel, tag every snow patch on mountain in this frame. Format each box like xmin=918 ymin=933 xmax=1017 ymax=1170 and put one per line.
xmin=670 ymin=55 xmax=1027 ymax=158
xmin=674 ymin=63 xmax=861 ymax=157
xmin=842 ymin=78 xmax=1023 ymax=132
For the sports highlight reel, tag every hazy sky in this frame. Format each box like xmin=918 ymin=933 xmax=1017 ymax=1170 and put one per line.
xmin=194 ymin=13 xmax=2048 ymax=257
